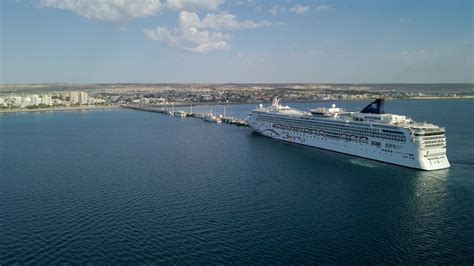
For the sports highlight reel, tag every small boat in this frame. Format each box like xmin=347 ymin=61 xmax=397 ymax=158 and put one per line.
xmin=204 ymin=111 xmax=222 ymax=123
xmin=174 ymin=110 xmax=187 ymax=117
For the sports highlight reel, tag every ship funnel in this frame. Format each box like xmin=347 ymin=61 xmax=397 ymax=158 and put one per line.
xmin=360 ymin=99 xmax=385 ymax=114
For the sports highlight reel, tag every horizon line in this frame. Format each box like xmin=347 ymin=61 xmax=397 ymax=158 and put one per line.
xmin=1 ymin=82 xmax=473 ymax=85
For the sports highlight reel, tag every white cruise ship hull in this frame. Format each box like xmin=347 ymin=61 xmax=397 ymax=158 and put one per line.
xmin=250 ymin=123 xmax=450 ymax=171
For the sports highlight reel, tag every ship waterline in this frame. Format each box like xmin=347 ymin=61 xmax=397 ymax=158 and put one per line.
xmin=247 ymin=98 xmax=450 ymax=171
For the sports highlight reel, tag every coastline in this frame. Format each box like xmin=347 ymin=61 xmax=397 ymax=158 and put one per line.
xmin=0 ymin=105 xmax=120 ymax=114
xmin=136 ymin=95 xmax=474 ymax=108
xmin=1 ymin=96 xmax=473 ymax=114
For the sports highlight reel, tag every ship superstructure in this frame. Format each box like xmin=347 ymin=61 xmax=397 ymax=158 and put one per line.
xmin=247 ymin=98 xmax=449 ymax=170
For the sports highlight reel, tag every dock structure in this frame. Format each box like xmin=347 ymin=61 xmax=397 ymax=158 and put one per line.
xmin=220 ymin=116 xmax=249 ymax=126
xmin=122 ymin=105 xmax=249 ymax=127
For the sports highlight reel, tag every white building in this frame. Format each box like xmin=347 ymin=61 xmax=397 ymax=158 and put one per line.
xmin=79 ymin=92 xmax=88 ymax=105
xmin=41 ymin=95 xmax=52 ymax=105
xmin=31 ymin=95 xmax=41 ymax=106
xmin=70 ymin=92 xmax=79 ymax=104
xmin=12 ymin=96 xmax=22 ymax=107
xmin=0 ymin=97 xmax=5 ymax=107
xmin=53 ymin=98 xmax=63 ymax=105
xmin=94 ymin=98 xmax=106 ymax=104
xmin=140 ymin=98 xmax=149 ymax=105
xmin=21 ymin=96 xmax=31 ymax=107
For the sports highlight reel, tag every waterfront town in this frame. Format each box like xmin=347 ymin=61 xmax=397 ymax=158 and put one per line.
xmin=0 ymin=83 xmax=472 ymax=112
xmin=0 ymin=91 xmax=102 ymax=109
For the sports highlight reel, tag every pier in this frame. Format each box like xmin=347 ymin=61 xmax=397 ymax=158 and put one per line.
xmin=122 ymin=105 xmax=249 ymax=127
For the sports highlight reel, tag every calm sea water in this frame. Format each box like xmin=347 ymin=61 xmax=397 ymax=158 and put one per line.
xmin=1 ymin=99 xmax=473 ymax=264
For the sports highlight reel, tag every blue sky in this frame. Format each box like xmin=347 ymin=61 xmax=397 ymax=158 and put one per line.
xmin=1 ymin=0 xmax=473 ymax=83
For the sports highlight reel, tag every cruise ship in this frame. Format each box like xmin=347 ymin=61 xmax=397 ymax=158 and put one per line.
xmin=247 ymin=98 xmax=449 ymax=170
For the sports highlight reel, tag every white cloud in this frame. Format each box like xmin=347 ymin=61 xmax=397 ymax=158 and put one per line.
xmin=144 ymin=25 xmax=231 ymax=53
xmin=37 ymin=0 xmax=272 ymax=53
xmin=315 ymin=4 xmax=332 ymax=12
xmin=165 ymin=0 xmax=223 ymax=11
xmin=200 ymin=12 xmax=272 ymax=31
xmin=289 ymin=4 xmax=310 ymax=14
xmin=269 ymin=5 xmax=286 ymax=16
xmin=36 ymin=0 xmax=162 ymax=23
xmin=144 ymin=16 xmax=231 ymax=53
xmin=271 ymin=4 xmax=313 ymax=15
xmin=144 ymin=10 xmax=270 ymax=53
xmin=186 ymin=41 xmax=230 ymax=53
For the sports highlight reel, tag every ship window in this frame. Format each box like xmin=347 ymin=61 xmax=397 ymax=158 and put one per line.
xmin=371 ymin=141 xmax=381 ymax=147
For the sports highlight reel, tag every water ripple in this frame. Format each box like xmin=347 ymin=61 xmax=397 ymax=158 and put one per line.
xmin=1 ymin=103 xmax=474 ymax=264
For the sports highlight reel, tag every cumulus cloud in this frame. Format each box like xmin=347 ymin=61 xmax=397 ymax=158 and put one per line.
xmin=37 ymin=0 xmax=272 ymax=53
xmin=199 ymin=12 xmax=272 ymax=31
xmin=144 ymin=22 xmax=231 ymax=53
xmin=165 ymin=0 xmax=223 ymax=11
xmin=186 ymin=41 xmax=230 ymax=53
xmin=144 ymin=10 xmax=271 ymax=53
xmin=289 ymin=4 xmax=310 ymax=14
xmin=36 ymin=0 xmax=162 ymax=23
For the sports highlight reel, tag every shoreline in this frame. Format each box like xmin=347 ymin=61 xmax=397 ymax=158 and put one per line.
xmin=1 ymin=96 xmax=473 ymax=114
xmin=0 ymin=105 xmax=120 ymax=114
xmin=136 ymin=96 xmax=474 ymax=108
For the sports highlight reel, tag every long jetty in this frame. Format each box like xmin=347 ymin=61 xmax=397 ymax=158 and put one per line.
xmin=122 ymin=105 xmax=249 ymax=127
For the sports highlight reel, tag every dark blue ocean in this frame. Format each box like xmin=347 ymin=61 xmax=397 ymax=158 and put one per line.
xmin=1 ymin=99 xmax=473 ymax=264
